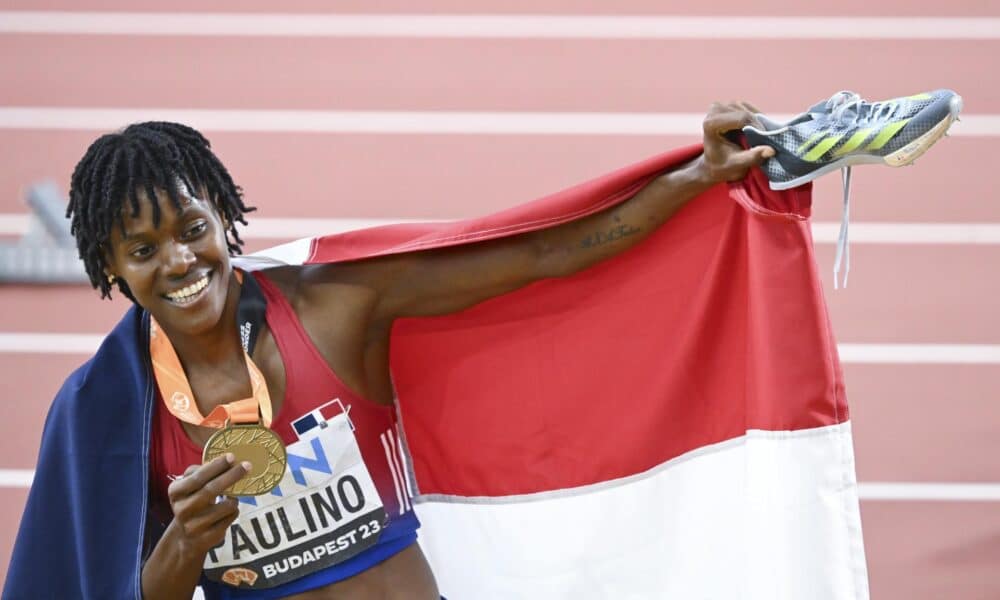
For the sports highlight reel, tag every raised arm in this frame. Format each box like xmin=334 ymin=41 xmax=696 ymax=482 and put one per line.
xmin=365 ymin=103 xmax=774 ymax=321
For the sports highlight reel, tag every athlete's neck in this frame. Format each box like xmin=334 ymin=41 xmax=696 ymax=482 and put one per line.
xmin=159 ymin=272 xmax=246 ymax=375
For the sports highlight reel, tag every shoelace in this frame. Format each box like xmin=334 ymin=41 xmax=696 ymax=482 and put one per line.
xmin=825 ymin=91 xmax=902 ymax=128
xmin=833 ymin=166 xmax=851 ymax=289
xmin=823 ymin=91 xmax=899 ymax=289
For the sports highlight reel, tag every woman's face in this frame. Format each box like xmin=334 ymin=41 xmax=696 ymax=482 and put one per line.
xmin=105 ymin=186 xmax=235 ymax=338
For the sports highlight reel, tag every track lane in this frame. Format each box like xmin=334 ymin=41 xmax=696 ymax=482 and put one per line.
xmin=861 ymin=501 xmax=1000 ymax=600
xmin=0 ymin=493 xmax=994 ymax=597
xmin=0 ymin=35 xmax=993 ymax=112
xmin=2 ymin=356 xmax=998 ymax=483
xmin=849 ymin=364 xmax=1000 ymax=482
xmin=3 ymin=242 xmax=1000 ymax=341
xmin=815 ymin=244 xmax=1000 ymax=343
xmin=0 ymin=131 xmax=990 ymax=223
xmin=0 ymin=286 xmax=127 ymax=333
xmin=0 ymin=488 xmax=28 ymax=590
xmin=0 ymin=356 xmax=78 ymax=469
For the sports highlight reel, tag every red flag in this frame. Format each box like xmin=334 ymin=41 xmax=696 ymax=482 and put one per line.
xmin=246 ymin=144 xmax=869 ymax=599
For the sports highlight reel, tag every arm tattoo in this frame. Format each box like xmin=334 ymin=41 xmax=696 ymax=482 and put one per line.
xmin=579 ymin=223 xmax=641 ymax=249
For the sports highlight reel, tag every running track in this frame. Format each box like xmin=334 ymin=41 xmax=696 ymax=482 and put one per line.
xmin=1 ymin=3 xmax=998 ymax=599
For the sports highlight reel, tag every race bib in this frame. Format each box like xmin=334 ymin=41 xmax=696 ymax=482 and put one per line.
xmin=203 ymin=410 xmax=386 ymax=589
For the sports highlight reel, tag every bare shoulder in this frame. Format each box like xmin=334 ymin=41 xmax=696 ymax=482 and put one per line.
xmin=252 ymin=264 xmax=301 ymax=300
xmin=252 ymin=261 xmax=400 ymax=402
xmin=257 ymin=260 xmax=403 ymax=332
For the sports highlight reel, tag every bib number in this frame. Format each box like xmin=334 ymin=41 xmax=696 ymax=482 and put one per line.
xmin=202 ymin=413 xmax=386 ymax=589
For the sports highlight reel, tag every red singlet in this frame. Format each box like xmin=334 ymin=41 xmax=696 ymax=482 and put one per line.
xmin=149 ymin=271 xmax=419 ymax=595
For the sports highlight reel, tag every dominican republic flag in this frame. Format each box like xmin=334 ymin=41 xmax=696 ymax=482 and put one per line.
xmin=290 ymin=398 xmax=352 ymax=438
xmin=239 ymin=144 xmax=870 ymax=600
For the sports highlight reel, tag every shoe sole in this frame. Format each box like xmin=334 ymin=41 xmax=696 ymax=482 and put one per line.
xmin=883 ymin=94 xmax=963 ymax=166
xmin=769 ymin=94 xmax=964 ymax=191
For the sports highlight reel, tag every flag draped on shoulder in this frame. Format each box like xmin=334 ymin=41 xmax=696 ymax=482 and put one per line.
xmin=248 ymin=144 xmax=870 ymax=600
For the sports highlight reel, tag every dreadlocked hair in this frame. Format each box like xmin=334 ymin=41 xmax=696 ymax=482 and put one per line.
xmin=66 ymin=121 xmax=255 ymax=301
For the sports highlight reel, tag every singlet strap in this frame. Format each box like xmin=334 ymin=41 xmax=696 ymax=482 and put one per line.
xmin=251 ymin=272 xmax=335 ymax=390
xmin=251 ymin=270 xmax=394 ymax=418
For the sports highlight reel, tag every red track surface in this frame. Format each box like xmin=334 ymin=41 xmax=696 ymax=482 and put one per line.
xmin=1 ymin=36 xmax=996 ymax=112
xmin=1 ymin=4 xmax=998 ymax=598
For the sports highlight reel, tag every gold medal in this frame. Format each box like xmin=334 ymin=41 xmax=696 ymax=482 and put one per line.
xmin=203 ymin=423 xmax=287 ymax=496
xmin=151 ymin=271 xmax=287 ymax=497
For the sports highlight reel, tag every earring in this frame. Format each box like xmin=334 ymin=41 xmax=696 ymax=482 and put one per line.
xmin=106 ymin=274 xmax=116 ymax=285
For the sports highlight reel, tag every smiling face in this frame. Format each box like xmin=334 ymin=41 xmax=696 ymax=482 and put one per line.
xmin=104 ymin=185 xmax=239 ymax=339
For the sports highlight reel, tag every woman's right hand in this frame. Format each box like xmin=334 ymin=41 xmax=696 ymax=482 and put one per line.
xmin=166 ymin=453 xmax=250 ymax=557
xmin=142 ymin=454 xmax=251 ymax=599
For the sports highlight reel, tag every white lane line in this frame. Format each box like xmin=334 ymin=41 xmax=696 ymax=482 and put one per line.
xmin=858 ymin=482 xmax=1000 ymax=501
xmin=3 ymin=334 xmax=1000 ymax=364
xmin=838 ymin=344 xmax=1000 ymax=364
xmin=0 ymin=468 xmax=996 ymax=501
xmin=3 ymin=213 xmax=42 ymax=233
xmin=0 ymin=107 xmax=995 ymax=136
xmin=6 ymin=215 xmax=1000 ymax=245
xmin=0 ymin=469 xmax=32 ymax=487
xmin=141 ymin=220 xmax=1000 ymax=245
xmin=0 ymin=333 xmax=105 ymax=354
xmin=0 ymin=215 xmax=422 ymax=238
xmin=0 ymin=108 xmax=743 ymax=134
xmin=809 ymin=223 xmax=1000 ymax=245
xmin=1 ymin=13 xmax=999 ymax=40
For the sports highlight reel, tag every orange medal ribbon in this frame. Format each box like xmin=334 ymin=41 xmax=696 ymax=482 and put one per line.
xmin=149 ymin=317 xmax=273 ymax=429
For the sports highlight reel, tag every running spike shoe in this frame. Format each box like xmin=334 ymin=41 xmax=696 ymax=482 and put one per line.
xmin=744 ymin=89 xmax=962 ymax=190
xmin=743 ymin=89 xmax=962 ymax=289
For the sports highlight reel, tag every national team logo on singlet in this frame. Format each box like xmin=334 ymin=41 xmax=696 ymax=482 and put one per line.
xmin=203 ymin=400 xmax=387 ymax=589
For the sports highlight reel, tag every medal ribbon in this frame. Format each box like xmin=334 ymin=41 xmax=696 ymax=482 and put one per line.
xmin=150 ymin=269 xmax=273 ymax=429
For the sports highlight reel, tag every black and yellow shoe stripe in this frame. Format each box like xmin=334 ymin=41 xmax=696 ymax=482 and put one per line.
xmin=794 ymin=119 xmax=911 ymax=162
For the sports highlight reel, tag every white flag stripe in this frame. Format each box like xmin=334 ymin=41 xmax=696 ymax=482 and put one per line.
xmin=1 ymin=13 xmax=999 ymax=40
xmin=380 ymin=431 xmax=406 ymax=515
xmin=387 ymin=430 xmax=412 ymax=511
xmin=0 ymin=107 xmax=995 ymax=136
xmin=0 ymin=467 xmax=997 ymax=500
xmin=4 ymin=214 xmax=1000 ymax=245
xmin=4 ymin=334 xmax=1000 ymax=364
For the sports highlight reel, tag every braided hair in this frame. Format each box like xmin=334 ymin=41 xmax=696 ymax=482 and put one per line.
xmin=66 ymin=121 xmax=255 ymax=301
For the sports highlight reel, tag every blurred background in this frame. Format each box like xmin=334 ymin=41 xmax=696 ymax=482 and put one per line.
xmin=1 ymin=2 xmax=998 ymax=598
